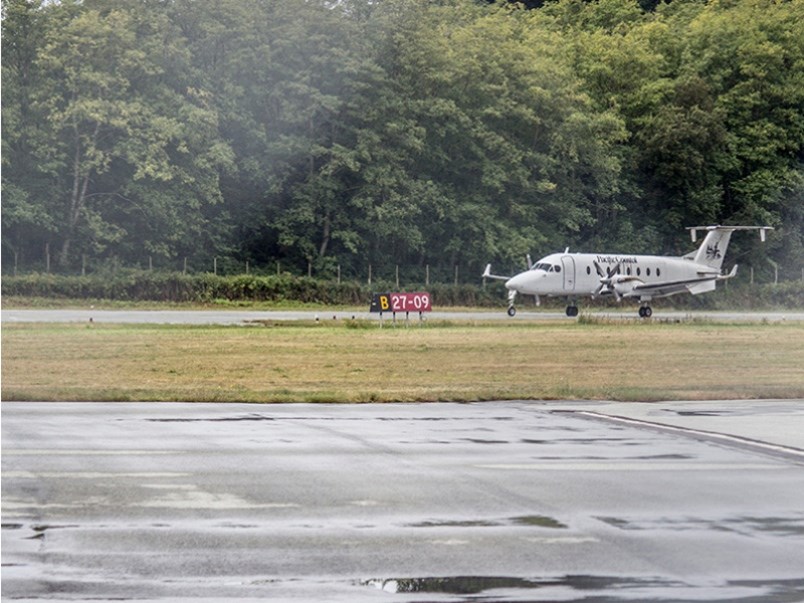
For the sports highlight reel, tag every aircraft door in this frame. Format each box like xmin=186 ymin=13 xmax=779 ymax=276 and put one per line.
xmin=561 ymin=256 xmax=575 ymax=291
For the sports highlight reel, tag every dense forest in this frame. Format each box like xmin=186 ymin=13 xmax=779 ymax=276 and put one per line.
xmin=2 ymin=0 xmax=803 ymax=283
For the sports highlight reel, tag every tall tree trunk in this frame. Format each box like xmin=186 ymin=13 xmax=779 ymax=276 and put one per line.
xmin=60 ymin=122 xmax=98 ymax=266
xmin=319 ymin=213 xmax=331 ymax=258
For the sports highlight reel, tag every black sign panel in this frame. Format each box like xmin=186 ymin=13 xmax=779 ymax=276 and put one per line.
xmin=369 ymin=292 xmax=432 ymax=313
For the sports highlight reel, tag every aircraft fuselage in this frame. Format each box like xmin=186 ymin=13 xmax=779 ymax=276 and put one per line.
xmin=504 ymin=252 xmax=716 ymax=300
xmin=485 ymin=226 xmax=771 ymax=317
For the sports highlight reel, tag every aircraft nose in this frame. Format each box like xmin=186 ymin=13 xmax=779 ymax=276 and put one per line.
xmin=505 ymin=273 xmax=526 ymax=290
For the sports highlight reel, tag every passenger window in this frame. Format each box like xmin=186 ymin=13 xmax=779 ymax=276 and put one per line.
xmin=647 ymin=268 xmax=651 ymax=277
xmin=657 ymin=268 xmax=661 ymax=277
xmin=637 ymin=268 xmax=641 ymax=276
xmin=555 ymin=265 xmax=561 ymax=273
xmin=586 ymin=266 xmax=591 ymax=275
xmin=627 ymin=267 xmax=632 ymax=276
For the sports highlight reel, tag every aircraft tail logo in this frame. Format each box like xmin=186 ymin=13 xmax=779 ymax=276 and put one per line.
xmin=706 ymin=242 xmax=722 ymax=261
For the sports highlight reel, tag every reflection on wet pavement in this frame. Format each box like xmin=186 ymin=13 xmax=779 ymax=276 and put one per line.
xmin=360 ymin=575 xmax=804 ymax=602
xmin=406 ymin=515 xmax=568 ymax=529
xmin=596 ymin=514 xmax=804 ymax=537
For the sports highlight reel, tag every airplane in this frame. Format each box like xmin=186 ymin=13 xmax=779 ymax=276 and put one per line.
xmin=482 ymin=225 xmax=773 ymax=318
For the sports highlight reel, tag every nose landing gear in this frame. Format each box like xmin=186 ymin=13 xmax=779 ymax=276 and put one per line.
xmin=507 ymin=289 xmax=518 ymax=317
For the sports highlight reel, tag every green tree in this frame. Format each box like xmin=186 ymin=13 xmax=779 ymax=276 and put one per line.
xmin=1 ymin=0 xmax=59 ymax=269
xmin=4 ymin=0 xmax=233 ymax=270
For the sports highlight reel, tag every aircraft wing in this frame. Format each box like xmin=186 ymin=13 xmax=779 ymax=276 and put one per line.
xmin=628 ymin=266 xmax=738 ymax=299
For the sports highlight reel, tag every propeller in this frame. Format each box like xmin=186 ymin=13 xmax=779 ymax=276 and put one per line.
xmin=593 ymin=261 xmax=622 ymax=298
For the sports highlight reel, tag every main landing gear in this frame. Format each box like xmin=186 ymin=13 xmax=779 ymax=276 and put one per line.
xmin=638 ymin=305 xmax=653 ymax=318
xmin=565 ymin=305 xmax=579 ymax=317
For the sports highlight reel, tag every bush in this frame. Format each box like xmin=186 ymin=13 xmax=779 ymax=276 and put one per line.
xmin=2 ymin=271 xmax=802 ymax=309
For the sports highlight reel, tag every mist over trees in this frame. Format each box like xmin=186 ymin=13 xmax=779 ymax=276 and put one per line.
xmin=3 ymin=0 xmax=803 ymax=282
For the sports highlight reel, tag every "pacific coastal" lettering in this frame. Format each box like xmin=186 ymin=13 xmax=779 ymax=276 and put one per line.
xmin=595 ymin=255 xmax=639 ymax=264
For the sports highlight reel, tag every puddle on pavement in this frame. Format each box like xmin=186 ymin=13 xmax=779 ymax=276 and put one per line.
xmin=359 ymin=575 xmax=804 ymax=601
xmin=673 ymin=411 xmax=728 ymax=416
xmin=146 ymin=415 xmax=518 ymax=423
xmin=596 ymin=515 xmax=804 ymax=536
xmin=407 ymin=515 xmax=567 ymax=529
xmin=522 ymin=437 xmax=637 ymax=445
xmin=147 ymin=414 xmax=275 ymax=422
xmin=511 ymin=515 xmax=567 ymax=528
xmin=409 ymin=519 xmax=501 ymax=528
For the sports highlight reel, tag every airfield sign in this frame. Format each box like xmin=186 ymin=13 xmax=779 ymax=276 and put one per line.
xmin=370 ymin=292 xmax=432 ymax=318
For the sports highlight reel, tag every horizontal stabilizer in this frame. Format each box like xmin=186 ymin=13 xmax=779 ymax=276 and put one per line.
xmin=482 ymin=264 xmax=510 ymax=281
xmin=687 ymin=225 xmax=774 ymax=243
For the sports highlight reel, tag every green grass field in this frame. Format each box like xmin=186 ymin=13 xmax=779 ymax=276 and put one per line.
xmin=3 ymin=319 xmax=803 ymax=402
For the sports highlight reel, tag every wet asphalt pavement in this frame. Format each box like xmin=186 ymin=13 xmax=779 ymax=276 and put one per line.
xmin=3 ymin=400 xmax=804 ymax=602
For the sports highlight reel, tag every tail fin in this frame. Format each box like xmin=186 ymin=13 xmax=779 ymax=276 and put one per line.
xmin=692 ymin=228 xmax=733 ymax=270
xmin=685 ymin=225 xmax=773 ymax=271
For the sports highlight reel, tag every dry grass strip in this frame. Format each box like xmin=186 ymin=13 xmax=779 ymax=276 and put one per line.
xmin=3 ymin=320 xmax=803 ymax=402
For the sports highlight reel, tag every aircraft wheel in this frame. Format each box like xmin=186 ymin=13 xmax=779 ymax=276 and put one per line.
xmin=507 ymin=306 xmax=517 ymax=317
xmin=566 ymin=305 xmax=579 ymax=317
xmin=639 ymin=306 xmax=652 ymax=318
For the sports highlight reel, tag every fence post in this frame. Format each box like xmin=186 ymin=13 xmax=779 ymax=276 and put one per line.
xmin=426 ymin=264 xmax=430 ymax=286
xmin=767 ymin=258 xmax=779 ymax=285
xmin=308 ymin=261 xmax=312 ymax=278
xmin=214 ymin=257 xmax=218 ymax=275
xmin=45 ymin=243 xmax=50 ymax=273
xmin=368 ymin=264 xmax=372 ymax=286
xmin=396 ymin=265 xmax=400 ymax=288
xmin=246 ymin=261 xmax=250 ymax=275
xmin=183 ymin=257 xmax=188 ymax=275
xmin=454 ymin=264 xmax=459 ymax=286
xmin=82 ymin=254 xmax=87 ymax=276
xmin=337 ymin=264 xmax=341 ymax=284
xmin=276 ymin=261 xmax=280 ymax=276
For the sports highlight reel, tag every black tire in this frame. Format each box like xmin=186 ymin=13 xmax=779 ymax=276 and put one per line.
xmin=507 ymin=306 xmax=517 ymax=317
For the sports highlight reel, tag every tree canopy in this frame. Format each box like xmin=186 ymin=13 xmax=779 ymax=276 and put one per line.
xmin=3 ymin=0 xmax=802 ymax=281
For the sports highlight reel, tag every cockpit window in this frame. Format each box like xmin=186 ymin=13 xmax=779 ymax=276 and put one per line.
xmin=530 ymin=262 xmax=563 ymax=273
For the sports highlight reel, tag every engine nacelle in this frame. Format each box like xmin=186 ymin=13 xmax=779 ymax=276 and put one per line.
xmin=611 ymin=277 xmax=642 ymax=298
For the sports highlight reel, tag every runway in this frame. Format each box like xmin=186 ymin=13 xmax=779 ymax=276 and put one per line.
xmin=3 ymin=400 xmax=804 ymax=602
xmin=4 ymin=308 xmax=804 ymax=324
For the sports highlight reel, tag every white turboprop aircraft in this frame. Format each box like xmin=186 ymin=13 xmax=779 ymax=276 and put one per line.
xmin=482 ymin=225 xmax=773 ymax=318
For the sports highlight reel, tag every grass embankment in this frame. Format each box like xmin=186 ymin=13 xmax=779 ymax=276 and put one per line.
xmin=3 ymin=320 xmax=803 ymax=402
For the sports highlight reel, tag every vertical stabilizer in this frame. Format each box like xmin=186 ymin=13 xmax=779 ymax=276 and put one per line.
xmin=692 ymin=228 xmax=733 ymax=270
xmin=685 ymin=225 xmax=773 ymax=271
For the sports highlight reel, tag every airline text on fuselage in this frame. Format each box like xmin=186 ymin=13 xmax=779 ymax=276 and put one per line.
xmin=595 ymin=255 xmax=639 ymax=264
